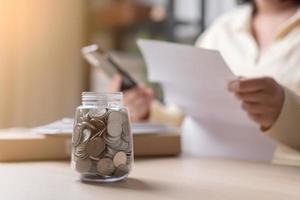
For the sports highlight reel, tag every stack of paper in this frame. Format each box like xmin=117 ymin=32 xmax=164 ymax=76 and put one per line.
xmin=0 ymin=119 xmax=181 ymax=161
xmin=33 ymin=118 xmax=177 ymax=135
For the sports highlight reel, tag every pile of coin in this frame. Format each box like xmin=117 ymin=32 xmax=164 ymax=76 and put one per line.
xmin=72 ymin=108 xmax=133 ymax=178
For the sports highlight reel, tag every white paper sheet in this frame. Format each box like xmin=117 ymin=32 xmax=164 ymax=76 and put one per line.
xmin=138 ymin=39 xmax=276 ymax=161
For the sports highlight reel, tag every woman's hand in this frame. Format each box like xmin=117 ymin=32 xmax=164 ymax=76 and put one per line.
xmin=109 ymin=74 xmax=154 ymax=122
xmin=228 ymin=77 xmax=285 ymax=129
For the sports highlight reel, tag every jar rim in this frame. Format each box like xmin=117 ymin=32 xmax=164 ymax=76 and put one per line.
xmin=82 ymin=92 xmax=123 ymax=97
xmin=81 ymin=92 xmax=123 ymax=105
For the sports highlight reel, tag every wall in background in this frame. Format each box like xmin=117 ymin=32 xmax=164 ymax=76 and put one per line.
xmin=0 ymin=0 xmax=88 ymax=128
xmin=204 ymin=0 xmax=236 ymax=25
xmin=167 ymin=0 xmax=236 ymax=25
xmin=175 ymin=0 xmax=237 ymax=41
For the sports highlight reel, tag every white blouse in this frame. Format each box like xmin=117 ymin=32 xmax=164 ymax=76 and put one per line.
xmin=196 ymin=5 xmax=300 ymax=151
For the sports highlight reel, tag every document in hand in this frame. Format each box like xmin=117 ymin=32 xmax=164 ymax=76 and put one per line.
xmin=138 ymin=39 xmax=276 ymax=161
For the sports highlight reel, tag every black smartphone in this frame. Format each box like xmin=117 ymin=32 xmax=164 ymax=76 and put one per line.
xmin=81 ymin=44 xmax=137 ymax=91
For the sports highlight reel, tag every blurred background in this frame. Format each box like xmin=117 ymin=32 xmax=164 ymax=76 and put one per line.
xmin=0 ymin=0 xmax=238 ymax=128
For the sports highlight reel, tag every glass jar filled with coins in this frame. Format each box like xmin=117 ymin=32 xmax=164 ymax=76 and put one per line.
xmin=71 ymin=92 xmax=133 ymax=182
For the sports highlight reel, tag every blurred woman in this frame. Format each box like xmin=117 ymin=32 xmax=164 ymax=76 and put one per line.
xmin=112 ymin=0 xmax=300 ymax=151
xmin=196 ymin=0 xmax=300 ymax=150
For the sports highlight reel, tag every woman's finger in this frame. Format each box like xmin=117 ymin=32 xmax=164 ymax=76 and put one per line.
xmin=132 ymin=96 xmax=148 ymax=108
xmin=247 ymin=113 xmax=263 ymax=124
xmin=241 ymin=102 xmax=266 ymax=114
xmin=123 ymin=87 xmax=141 ymax=104
xmin=235 ymin=91 xmax=268 ymax=103
xmin=130 ymin=97 xmax=150 ymax=119
xmin=142 ymin=85 xmax=155 ymax=99
xmin=228 ymin=77 xmax=268 ymax=93
xmin=247 ymin=113 xmax=273 ymax=129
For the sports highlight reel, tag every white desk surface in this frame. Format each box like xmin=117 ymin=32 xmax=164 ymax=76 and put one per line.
xmin=0 ymin=156 xmax=299 ymax=200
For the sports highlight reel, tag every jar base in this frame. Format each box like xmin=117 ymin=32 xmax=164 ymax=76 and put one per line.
xmin=80 ymin=174 xmax=129 ymax=183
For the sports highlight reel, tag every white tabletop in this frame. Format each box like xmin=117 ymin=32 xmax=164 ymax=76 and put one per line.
xmin=0 ymin=156 xmax=300 ymax=200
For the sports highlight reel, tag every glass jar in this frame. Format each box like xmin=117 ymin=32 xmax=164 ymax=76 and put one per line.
xmin=71 ymin=92 xmax=133 ymax=183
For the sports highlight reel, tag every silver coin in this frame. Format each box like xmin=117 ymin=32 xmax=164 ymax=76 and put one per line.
xmin=109 ymin=137 xmax=130 ymax=152
xmin=121 ymin=137 xmax=131 ymax=150
xmin=121 ymin=111 xmax=130 ymax=124
xmin=106 ymin=146 xmax=117 ymax=158
xmin=72 ymin=125 xmax=82 ymax=146
xmin=92 ymin=128 xmax=106 ymax=139
xmin=126 ymin=157 xmax=132 ymax=166
xmin=90 ymin=118 xmax=106 ymax=131
xmin=121 ymin=136 xmax=129 ymax=146
xmin=104 ymin=135 xmax=121 ymax=146
xmin=122 ymin=123 xmax=131 ymax=141
xmin=108 ymin=111 xmax=123 ymax=123
xmin=107 ymin=122 xmax=122 ymax=138
xmin=97 ymin=158 xmax=115 ymax=176
xmin=74 ymin=141 xmax=89 ymax=158
xmin=88 ymin=108 xmax=107 ymax=119
xmin=88 ymin=160 xmax=100 ymax=174
xmin=119 ymin=140 xmax=130 ymax=152
xmin=86 ymin=137 xmax=105 ymax=157
xmin=71 ymin=153 xmax=79 ymax=163
xmin=75 ymin=158 xmax=92 ymax=173
xmin=113 ymin=151 xmax=127 ymax=167
xmin=81 ymin=129 xmax=91 ymax=143
xmin=89 ymin=156 xmax=100 ymax=161
xmin=121 ymin=112 xmax=131 ymax=143
xmin=74 ymin=150 xmax=88 ymax=159
xmin=107 ymin=139 xmax=124 ymax=151
xmin=76 ymin=141 xmax=87 ymax=151
xmin=113 ymin=164 xmax=128 ymax=177
xmin=79 ymin=110 xmax=87 ymax=120
xmin=105 ymin=138 xmax=121 ymax=146
xmin=82 ymin=121 xmax=97 ymax=130
xmin=81 ymin=112 xmax=91 ymax=122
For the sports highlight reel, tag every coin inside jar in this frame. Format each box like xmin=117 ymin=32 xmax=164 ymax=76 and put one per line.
xmin=75 ymin=158 xmax=92 ymax=174
xmin=107 ymin=122 xmax=122 ymax=138
xmin=113 ymin=164 xmax=129 ymax=177
xmin=81 ymin=129 xmax=92 ymax=143
xmin=82 ymin=121 xmax=97 ymax=131
xmin=90 ymin=118 xmax=106 ymax=131
xmin=72 ymin=105 xmax=133 ymax=181
xmin=122 ymin=123 xmax=130 ymax=141
xmin=108 ymin=111 xmax=123 ymax=123
xmin=97 ymin=158 xmax=115 ymax=176
xmin=72 ymin=125 xmax=82 ymax=147
xmin=113 ymin=151 xmax=127 ymax=167
xmin=88 ymin=108 xmax=107 ymax=119
xmin=86 ymin=137 xmax=105 ymax=157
